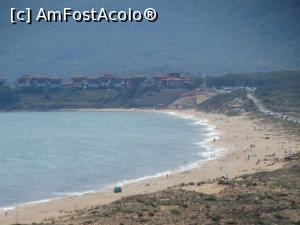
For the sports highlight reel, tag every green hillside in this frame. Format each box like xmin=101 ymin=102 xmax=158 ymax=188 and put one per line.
xmin=205 ymin=71 xmax=300 ymax=114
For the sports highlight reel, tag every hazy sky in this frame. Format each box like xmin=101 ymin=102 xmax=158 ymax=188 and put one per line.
xmin=1 ymin=0 xmax=300 ymax=80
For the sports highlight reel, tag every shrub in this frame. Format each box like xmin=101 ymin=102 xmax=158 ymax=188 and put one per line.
xmin=210 ymin=214 xmax=221 ymax=221
xmin=170 ymin=208 xmax=181 ymax=215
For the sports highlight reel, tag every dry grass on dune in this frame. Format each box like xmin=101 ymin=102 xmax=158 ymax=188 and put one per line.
xmin=26 ymin=154 xmax=300 ymax=225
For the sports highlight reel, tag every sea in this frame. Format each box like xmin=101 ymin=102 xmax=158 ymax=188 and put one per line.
xmin=0 ymin=110 xmax=220 ymax=210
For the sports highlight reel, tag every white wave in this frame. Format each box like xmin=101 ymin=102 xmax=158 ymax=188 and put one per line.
xmin=193 ymin=119 xmax=208 ymax=125
xmin=164 ymin=111 xmax=196 ymax=120
xmin=116 ymin=170 xmax=172 ymax=186
xmin=165 ymin=110 xmax=228 ymax=162
xmin=52 ymin=190 xmax=98 ymax=197
xmin=0 ymin=206 xmax=14 ymax=212
xmin=0 ymin=198 xmax=61 ymax=212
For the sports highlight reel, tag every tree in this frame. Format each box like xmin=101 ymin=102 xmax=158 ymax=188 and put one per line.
xmin=0 ymin=87 xmax=19 ymax=107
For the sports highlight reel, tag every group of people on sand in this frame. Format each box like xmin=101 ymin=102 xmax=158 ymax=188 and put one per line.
xmin=241 ymin=143 xmax=258 ymax=161
xmin=213 ymin=135 xmax=223 ymax=143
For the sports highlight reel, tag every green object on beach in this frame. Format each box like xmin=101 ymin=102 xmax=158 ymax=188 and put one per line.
xmin=114 ymin=186 xmax=122 ymax=193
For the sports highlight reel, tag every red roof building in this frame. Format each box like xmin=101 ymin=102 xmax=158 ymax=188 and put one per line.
xmin=15 ymin=76 xmax=62 ymax=89
xmin=153 ymin=73 xmax=193 ymax=89
xmin=70 ymin=75 xmax=146 ymax=89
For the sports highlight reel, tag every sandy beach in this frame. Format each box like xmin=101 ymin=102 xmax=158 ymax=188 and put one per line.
xmin=1 ymin=109 xmax=299 ymax=225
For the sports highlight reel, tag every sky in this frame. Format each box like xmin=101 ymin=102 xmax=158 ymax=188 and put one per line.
xmin=0 ymin=0 xmax=300 ymax=81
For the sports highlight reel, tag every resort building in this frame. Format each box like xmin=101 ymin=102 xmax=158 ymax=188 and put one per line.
xmin=13 ymin=73 xmax=192 ymax=90
xmin=86 ymin=77 xmax=102 ymax=89
xmin=15 ymin=76 xmax=62 ymax=89
xmin=71 ymin=76 xmax=111 ymax=89
xmin=111 ymin=77 xmax=128 ymax=88
xmin=98 ymin=75 xmax=115 ymax=88
xmin=71 ymin=76 xmax=87 ymax=89
xmin=70 ymin=75 xmax=146 ymax=89
xmin=153 ymin=73 xmax=193 ymax=89
xmin=48 ymin=78 xmax=63 ymax=88
xmin=63 ymin=82 xmax=73 ymax=89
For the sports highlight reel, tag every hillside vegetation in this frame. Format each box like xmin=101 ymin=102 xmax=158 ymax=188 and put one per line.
xmin=0 ymin=87 xmax=185 ymax=110
xmin=0 ymin=87 xmax=19 ymax=109
xmin=205 ymin=71 xmax=300 ymax=115
xmin=197 ymin=89 xmax=256 ymax=115
xmin=28 ymin=154 xmax=300 ymax=225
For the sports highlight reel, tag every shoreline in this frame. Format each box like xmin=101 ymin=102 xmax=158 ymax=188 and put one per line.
xmin=0 ymin=109 xmax=220 ymax=210
xmin=0 ymin=107 xmax=160 ymax=113
xmin=1 ymin=109 xmax=299 ymax=224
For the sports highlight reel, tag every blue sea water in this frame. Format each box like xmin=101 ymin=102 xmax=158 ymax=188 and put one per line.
xmin=0 ymin=111 xmax=213 ymax=209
